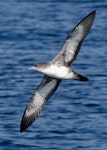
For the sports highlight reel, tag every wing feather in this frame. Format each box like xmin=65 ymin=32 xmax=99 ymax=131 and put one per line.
xmin=53 ymin=11 xmax=96 ymax=66
xmin=20 ymin=75 xmax=61 ymax=132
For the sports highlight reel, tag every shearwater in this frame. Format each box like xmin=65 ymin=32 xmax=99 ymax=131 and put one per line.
xmin=20 ymin=11 xmax=96 ymax=132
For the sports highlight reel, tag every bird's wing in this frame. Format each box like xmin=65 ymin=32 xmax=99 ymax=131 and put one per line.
xmin=53 ymin=11 xmax=96 ymax=66
xmin=20 ymin=75 xmax=61 ymax=132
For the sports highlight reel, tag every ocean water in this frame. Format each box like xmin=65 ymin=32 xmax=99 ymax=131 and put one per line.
xmin=0 ymin=0 xmax=107 ymax=150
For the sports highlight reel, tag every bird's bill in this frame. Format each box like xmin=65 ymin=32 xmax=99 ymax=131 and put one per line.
xmin=28 ymin=66 xmax=36 ymax=70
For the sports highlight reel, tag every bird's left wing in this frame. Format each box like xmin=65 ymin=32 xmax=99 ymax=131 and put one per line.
xmin=20 ymin=75 xmax=61 ymax=132
xmin=53 ymin=11 xmax=96 ymax=66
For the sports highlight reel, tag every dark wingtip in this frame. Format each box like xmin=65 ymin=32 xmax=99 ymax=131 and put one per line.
xmin=87 ymin=10 xmax=96 ymax=18
xmin=91 ymin=10 xmax=96 ymax=14
xmin=89 ymin=10 xmax=96 ymax=19
xmin=20 ymin=124 xmax=25 ymax=133
xmin=20 ymin=108 xmax=38 ymax=133
xmin=20 ymin=114 xmax=32 ymax=133
xmin=20 ymin=118 xmax=26 ymax=133
xmin=20 ymin=117 xmax=33 ymax=133
xmin=20 ymin=128 xmax=23 ymax=133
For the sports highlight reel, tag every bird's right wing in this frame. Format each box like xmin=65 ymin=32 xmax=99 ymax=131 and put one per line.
xmin=20 ymin=75 xmax=61 ymax=132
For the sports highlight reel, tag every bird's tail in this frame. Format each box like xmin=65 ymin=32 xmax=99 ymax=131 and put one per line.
xmin=75 ymin=73 xmax=89 ymax=82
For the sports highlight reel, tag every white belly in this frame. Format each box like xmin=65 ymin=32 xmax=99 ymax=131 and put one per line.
xmin=40 ymin=65 xmax=73 ymax=79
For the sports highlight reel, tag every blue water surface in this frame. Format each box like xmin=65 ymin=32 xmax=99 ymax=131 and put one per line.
xmin=0 ymin=0 xmax=107 ymax=150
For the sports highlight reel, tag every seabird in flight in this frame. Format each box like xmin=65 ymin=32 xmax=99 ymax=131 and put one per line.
xmin=20 ymin=11 xmax=96 ymax=132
